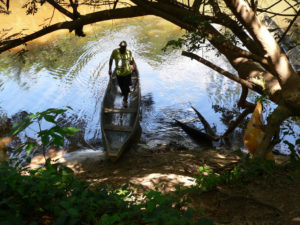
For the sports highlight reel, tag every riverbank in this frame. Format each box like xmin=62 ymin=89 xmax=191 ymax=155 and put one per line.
xmin=29 ymin=144 xmax=300 ymax=225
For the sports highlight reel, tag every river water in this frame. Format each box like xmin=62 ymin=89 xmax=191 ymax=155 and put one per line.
xmin=0 ymin=16 xmax=299 ymax=157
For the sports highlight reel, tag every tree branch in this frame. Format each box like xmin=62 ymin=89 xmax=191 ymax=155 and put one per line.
xmin=0 ymin=6 xmax=149 ymax=54
xmin=208 ymin=0 xmax=221 ymax=15
xmin=113 ymin=0 xmax=119 ymax=9
xmin=222 ymin=108 xmax=252 ymax=137
xmin=182 ymin=51 xmax=263 ymax=94
xmin=261 ymin=0 xmax=282 ymax=12
xmin=192 ymin=0 xmax=202 ymax=12
xmin=46 ymin=0 xmax=75 ymax=19
xmin=284 ymin=0 xmax=297 ymax=13
xmin=278 ymin=9 xmax=300 ymax=43
xmin=237 ymin=86 xmax=249 ymax=108
xmin=256 ymin=9 xmax=296 ymax=17
xmin=224 ymin=0 xmax=297 ymax=88
xmin=214 ymin=14 xmax=262 ymax=56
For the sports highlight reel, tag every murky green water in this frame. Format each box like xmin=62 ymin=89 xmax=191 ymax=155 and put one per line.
xmin=0 ymin=16 xmax=298 ymax=156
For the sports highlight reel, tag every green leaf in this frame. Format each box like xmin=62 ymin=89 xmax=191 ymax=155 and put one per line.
xmin=50 ymin=126 xmax=67 ymax=136
xmin=66 ymin=127 xmax=80 ymax=132
xmin=9 ymin=118 xmax=33 ymax=136
xmin=28 ymin=113 xmax=38 ymax=119
xmin=25 ymin=142 xmax=36 ymax=153
xmin=26 ymin=157 xmax=32 ymax=163
xmin=51 ymin=134 xmax=64 ymax=147
xmin=46 ymin=108 xmax=67 ymax=115
xmin=198 ymin=166 xmax=204 ymax=172
xmin=41 ymin=134 xmax=50 ymax=146
xmin=44 ymin=115 xmax=56 ymax=123
xmin=65 ymin=127 xmax=80 ymax=136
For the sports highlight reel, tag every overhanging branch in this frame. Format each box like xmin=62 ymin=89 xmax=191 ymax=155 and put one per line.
xmin=0 ymin=6 xmax=149 ymax=54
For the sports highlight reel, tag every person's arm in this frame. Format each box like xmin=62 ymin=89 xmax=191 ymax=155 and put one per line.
xmin=109 ymin=50 xmax=115 ymax=75
xmin=109 ymin=58 xmax=113 ymax=75
xmin=131 ymin=58 xmax=136 ymax=72
xmin=129 ymin=50 xmax=136 ymax=71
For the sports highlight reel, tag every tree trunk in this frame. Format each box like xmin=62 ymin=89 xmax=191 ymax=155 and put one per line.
xmin=224 ymin=0 xmax=300 ymax=113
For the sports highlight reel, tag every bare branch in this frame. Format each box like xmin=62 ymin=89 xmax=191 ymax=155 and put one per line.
xmin=237 ymin=86 xmax=248 ymax=108
xmin=113 ymin=0 xmax=119 ymax=9
xmin=222 ymin=108 xmax=253 ymax=137
xmin=207 ymin=0 xmax=221 ymax=15
xmin=278 ymin=9 xmax=300 ymax=43
xmin=48 ymin=7 xmax=55 ymax=26
xmin=45 ymin=0 xmax=75 ymax=19
xmin=256 ymin=9 xmax=296 ymax=17
xmin=182 ymin=51 xmax=263 ymax=94
xmin=284 ymin=0 xmax=297 ymax=13
xmin=192 ymin=0 xmax=202 ymax=12
xmin=261 ymin=0 xmax=282 ymax=12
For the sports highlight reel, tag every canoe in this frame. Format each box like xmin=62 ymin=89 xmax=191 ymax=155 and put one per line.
xmin=101 ymin=70 xmax=141 ymax=161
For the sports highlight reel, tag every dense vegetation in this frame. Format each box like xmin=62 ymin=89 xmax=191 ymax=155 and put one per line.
xmin=0 ymin=108 xmax=299 ymax=224
xmin=0 ymin=159 xmax=215 ymax=225
xmin=1 ymin=150 xmax=299 ymax=224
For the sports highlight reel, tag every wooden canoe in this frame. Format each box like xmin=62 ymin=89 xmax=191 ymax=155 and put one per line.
xmin=101 ymin=70 xmax=141 ymax=161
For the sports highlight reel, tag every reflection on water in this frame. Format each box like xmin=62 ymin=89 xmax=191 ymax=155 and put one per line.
xmin=0 ymin=16 xmax=299 ymax=157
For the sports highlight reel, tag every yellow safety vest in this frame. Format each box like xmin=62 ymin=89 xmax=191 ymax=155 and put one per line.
xmin=110 ymin=49 xmax=133 ymax=76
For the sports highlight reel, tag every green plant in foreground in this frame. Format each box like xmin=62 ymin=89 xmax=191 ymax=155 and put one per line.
xmin=8 ymin=107 xmax=80 ymax=165
xmin=0 ymin=108 xmax=214 ymax=225
xmin=0 ymin=160 xmax=213 ymax=225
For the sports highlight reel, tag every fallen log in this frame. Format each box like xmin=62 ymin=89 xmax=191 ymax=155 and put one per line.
xmin=174 ymin=119 xmax=216 ymax=146
xmin=191 ymin=106 xmax=220 ymax=140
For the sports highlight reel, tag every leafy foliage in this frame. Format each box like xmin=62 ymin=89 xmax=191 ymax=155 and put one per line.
xmin=10 ymin=107 xmax=79 ymax=155
xmin=0 ymin=160 xmax=213 ymax=225
xmin=0 ymin=107 xmax=213 ymax=224
xmin=194 ymin=158 xmax=283 ymax=191
xmin=0 ymin=0 xmax=10 ymax=14
xmin=163 ymin=15 xmax=240 ymax=55
xmin=7 ymin=107 xmax=80 ymax=167
xmin=22 ymin=0 xmax=46 ymax=15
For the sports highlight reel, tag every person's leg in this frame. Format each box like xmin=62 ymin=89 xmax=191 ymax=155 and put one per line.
xmin=122 ymin=75 xmax=132 ymax=107
xmin=116 ymin=75 xmax=126 ymax=95
xmin=123 ymin=74 xmax=131 ymax=95
xmin=116 ymin=75 xmax=130 ymax=107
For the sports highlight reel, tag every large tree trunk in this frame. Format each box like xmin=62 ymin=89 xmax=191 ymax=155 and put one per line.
xmin=224 ymin=0 xmax=300 ymax=113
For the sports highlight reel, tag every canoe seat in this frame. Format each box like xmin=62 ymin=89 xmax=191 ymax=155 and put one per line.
xmin=103 ymin=124 xmax=133 ymax=132
xmin=104 ymin=108 xmax=136 ymax=113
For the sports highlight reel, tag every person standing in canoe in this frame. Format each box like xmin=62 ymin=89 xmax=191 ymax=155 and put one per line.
xmin=109 ymin=41 xmax=136 ymax=108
